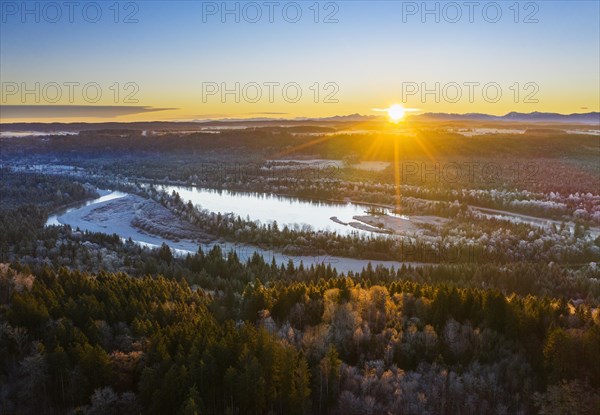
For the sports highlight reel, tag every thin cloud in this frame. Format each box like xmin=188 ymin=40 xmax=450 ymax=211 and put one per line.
xmin=0 ymin=105 xmax=177 ymax=119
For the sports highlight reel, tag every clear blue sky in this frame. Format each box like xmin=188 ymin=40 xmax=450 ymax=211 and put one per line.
xmin=1 ymin=1 xmax=599 ymax=121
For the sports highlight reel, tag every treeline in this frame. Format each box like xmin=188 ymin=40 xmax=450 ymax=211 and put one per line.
xmin=0 ymin=172 xmax=598 ymax=302
xmin=3 ymin=126 xmax=599 ymax=196
xmin=149 ymin=188 xmax=600 ymax=268
xmin=1 ymin=263 xmax=598 ymax=414
xmin=5 ymin=155 xmax=599 ymax=225
xmin=3 ymin=127 xmax=597 ymax=162
xmin=0 ymin=170 xmax=96 ymax=211
xmin=0 ymin=172 xmax=97 ymax=262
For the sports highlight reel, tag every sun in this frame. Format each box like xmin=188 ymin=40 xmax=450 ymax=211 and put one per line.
xmin=373 ymin=104 xmax=418 ymax=122
xmin=387 ymin=104 xmax=406 ymax=122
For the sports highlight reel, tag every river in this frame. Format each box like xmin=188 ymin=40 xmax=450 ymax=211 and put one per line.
xmin=46 ymin=189 xmax=422 ymax=274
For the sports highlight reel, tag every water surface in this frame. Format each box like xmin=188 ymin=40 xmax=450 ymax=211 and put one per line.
xmin=156 ymin=184 xmax=391 ymax=235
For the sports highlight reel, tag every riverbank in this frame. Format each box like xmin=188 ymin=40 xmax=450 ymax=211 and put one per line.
xmin=50 ymin=191 xmax=427 ymax=273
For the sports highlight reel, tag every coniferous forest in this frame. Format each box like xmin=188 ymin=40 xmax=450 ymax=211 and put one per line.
xmin=0 ymin=167 xmax=599 ymax=414
xmin=2 ymin=0 xmax=600 ymax=413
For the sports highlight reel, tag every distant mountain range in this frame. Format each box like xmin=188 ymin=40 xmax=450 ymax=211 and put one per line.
xmin=312 ymin=113 xmax=380 ymax=122
xmin=238 ymin=111 xmax=599 ymax=124
xmin=410 ymin=111 xmax=600 ymax=123
xmin=251 ymin=111 xmax=599 ymax=124
xmin=188 ymin=113 xmax=379 ymax=123
xmin=1 ymin=112 xmax=598 ymax=132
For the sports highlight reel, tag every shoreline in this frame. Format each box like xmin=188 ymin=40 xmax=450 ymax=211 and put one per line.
xmin=49 ymin=191 xmax=428 ymax=273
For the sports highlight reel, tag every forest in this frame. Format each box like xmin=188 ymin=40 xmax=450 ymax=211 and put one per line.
xmin=1 ymin=258 xmax=599 ymax=414
xmin=3 ymin=0 xmax=599 ymax=411
xmin=0 ymin=171 xmax=599 ymax=414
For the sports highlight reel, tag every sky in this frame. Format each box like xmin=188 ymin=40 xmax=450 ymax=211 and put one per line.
xmin=1 ymin=0 xmax=599 ymax=122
